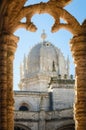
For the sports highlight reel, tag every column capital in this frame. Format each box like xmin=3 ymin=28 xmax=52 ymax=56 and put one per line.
xmin=70 ymin=34 xmax=86 ymax=64
xmin=6 ymin=34 xmax=19 ymax=61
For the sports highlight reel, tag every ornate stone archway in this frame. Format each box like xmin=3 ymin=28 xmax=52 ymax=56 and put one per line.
xmin=14 ymin=124 xmax=31 ymax=130
xmin=57 ymin=124 xmax=75 ymax=130
xmin=0 ymin=0 xmax=86 ymax=130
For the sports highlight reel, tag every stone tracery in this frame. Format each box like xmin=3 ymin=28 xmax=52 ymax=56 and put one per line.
xmin=0 ymin=0 xmax=86 ymax=130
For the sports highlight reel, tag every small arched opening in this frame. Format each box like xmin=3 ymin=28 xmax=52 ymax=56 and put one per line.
xmin=19 ymin=103 xmax=29 ymax=111
xmin=57 ymin=124 xmax=75 ymax=130
xmin=14 ymin=124 xmax=31 ymax=130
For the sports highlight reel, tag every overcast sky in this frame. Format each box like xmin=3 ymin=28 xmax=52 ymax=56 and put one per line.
xmin=13 ymin=0 xmax=86 ymax=90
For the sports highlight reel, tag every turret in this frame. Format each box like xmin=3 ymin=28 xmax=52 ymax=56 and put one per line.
xmin=66 ymin=55 xmax=70 ymax=78
xmin=23 ymin=54 xmax=27 ymax=78
xmin=20 ymin=63 xmax=23 ymax=80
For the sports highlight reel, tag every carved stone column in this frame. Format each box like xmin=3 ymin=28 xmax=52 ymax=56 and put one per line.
xmin=70 ymin=22 xmax=86 ymax=130
xmin=0 ymin=33 xmax=8 ymax=130
xmin=7 ymin=34 xmax=19 ymax=130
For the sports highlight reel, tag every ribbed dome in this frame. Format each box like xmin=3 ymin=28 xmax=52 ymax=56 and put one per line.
xmin=27 ymin=41 xmax=67 ymax=77
xmin=19 ymin=31 xmax=70 ymax=91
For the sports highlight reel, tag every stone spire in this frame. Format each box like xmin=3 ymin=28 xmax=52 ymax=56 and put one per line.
xmin=23 ymin=54 xmax=27 ymax=77
xmin=41 ymin=30 xmax=47 ymax=42
xmin=66 ymin=55 xmax=70 ymax=78
xmin=20 ymin=63 xmax=23 ymax=79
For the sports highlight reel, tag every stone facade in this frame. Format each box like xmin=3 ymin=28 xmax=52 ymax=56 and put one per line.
xmin=14 ymin=84 xmax=75 ymax=130
xmin=14 ymin=33 xmax=75 ymax=130
xmin=14 ymin=79 xmax=75 ymax=130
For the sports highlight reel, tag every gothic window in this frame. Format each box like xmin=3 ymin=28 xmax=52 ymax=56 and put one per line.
xmin=14 ymin=125 xmax=31 ymax=130
xmin=14 ymin=126 xmax=25 ymax=130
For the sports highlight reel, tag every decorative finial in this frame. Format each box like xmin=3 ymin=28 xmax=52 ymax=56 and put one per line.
xmin=20 ymin=63 xmax=23 ymax=79
xmin=41 ymin=30 xmax=47 ymax=42
xmin=66 ymin=55 xmax=70 ymax=77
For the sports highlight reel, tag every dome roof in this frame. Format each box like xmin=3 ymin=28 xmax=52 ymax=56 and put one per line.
xmin=27 ymin=42 xmax=67 ymax=78
xmin=28 ymin=41 xmax=59 ymax=73
xmin=22 ymin=31 xmax=69 ymax=79
xmin=19 ymin=31 xmax=70 ymax=91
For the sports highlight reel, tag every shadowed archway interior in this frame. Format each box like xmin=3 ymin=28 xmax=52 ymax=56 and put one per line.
xmin=14 ymin=124 xmax=31 ymax=130
xmin=57 ymin=124 xmax=75 ymax=130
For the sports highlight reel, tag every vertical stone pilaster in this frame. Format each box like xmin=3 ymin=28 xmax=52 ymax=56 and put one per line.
xmin=0 ymin=34 xmax=8 ymax=130
xmin=38 ymin=111 xmax=45 ymax=130
xmin=39 ymin=96 xmax=46 ymax=130
xmin=7 ymin=34 xmax=19 ymax=130
xmin=70 ymin=32 xmax=86 ymax=130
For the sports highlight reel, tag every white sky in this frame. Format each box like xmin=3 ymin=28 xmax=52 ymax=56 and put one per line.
xmin=13 ymin=0 xmax=86 ymax=90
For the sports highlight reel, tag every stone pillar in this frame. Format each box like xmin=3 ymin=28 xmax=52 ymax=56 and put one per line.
xmin=7 ymin=34 xmax=19 ymax=130
xmin=38 ymin=111 xmax=45 ymax=130
xmin=0 ymin=34 xmax=8 ymax=130
xmin=38 ymin=96 xmax=46 ymax=130
xmin=70 ymin=25 xmax=86 ymax=130
xmin=0 ymin=33 xmax=18 ymax=130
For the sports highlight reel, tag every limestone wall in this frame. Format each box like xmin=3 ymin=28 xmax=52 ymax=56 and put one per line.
xmin=53 ymin=88 xmax=74 ymax=110
xmin=14 ymin=109 xmax=74 ymax=130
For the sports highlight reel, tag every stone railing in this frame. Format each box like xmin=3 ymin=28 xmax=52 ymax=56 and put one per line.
xmin=14 ymin=108 xmax=73 ymax=121
xmin=50 ymin=77 xmax=75 ymax=83
xmin=14 ymin=111 xmax=39 ymax=121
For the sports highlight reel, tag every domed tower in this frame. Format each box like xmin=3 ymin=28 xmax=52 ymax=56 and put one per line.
xmin=19 ymin=31 xmax=69 ymax=91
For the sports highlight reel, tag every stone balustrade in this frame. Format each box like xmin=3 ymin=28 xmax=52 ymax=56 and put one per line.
xmin=14 ymin=108 xmax=73 ymax=121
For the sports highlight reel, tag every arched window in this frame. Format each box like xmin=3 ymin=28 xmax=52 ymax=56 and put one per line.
xmin=14 ymin=124 xmax=31 ymax=130
xmin=14 ymin=126 xmax=25 ymax=130
xmin=19 ymin=103 xmax=29 ymax=111
xmin=57 ymin=124 xmax=75 ymax=130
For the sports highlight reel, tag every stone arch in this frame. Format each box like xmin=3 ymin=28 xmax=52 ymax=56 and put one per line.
xmin=12 ymin=1 xmax=81 ymax=35
xmin=19 ymin=103 xmax=29 ymax=111
xmin=0 ymin=1 xmax=86 ymax=130
xmin=57 ymin=124 xmax=75 ymax=130
xmin=14 ymin=123 xmax=31 ymax=130
xmin=1 ymin=0 xmax=81 ymax=35
xmin=18 ymin=101 xmax=33 ymax=111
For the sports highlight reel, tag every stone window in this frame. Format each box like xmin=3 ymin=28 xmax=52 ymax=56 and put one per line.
xmin=19 ymin=103 xmax=29 ymax=111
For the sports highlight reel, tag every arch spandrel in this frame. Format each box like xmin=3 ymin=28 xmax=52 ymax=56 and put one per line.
xmin=14 ymin=1 xmax=81 ymax=35
xmin=1 ymin=0 xmax=81 ymax=36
